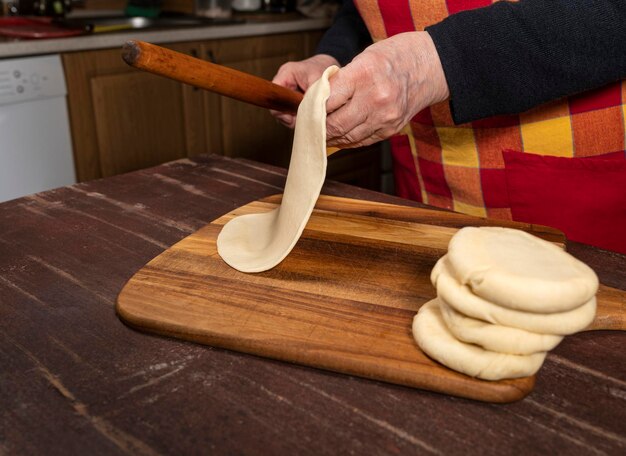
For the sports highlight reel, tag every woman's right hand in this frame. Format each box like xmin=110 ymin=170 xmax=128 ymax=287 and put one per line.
xmin=271 ymin=54 xmax=340 ymax=128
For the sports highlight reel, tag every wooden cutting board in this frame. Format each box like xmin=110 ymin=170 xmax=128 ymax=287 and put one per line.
xmin=116 ymin=195 xmax=625 ymax=403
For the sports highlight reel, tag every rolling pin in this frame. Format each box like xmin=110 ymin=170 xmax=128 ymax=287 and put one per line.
xmin=122 ymin=40 xmax=340 ymax=155
xmin=121 ymin=40 xmax=303 ymax=114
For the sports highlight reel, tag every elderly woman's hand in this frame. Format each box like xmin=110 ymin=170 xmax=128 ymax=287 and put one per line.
xmin=326 ymin=31 xmax=449 ymax=148
xmin=271 ymin=54 xmax=340 ymax=128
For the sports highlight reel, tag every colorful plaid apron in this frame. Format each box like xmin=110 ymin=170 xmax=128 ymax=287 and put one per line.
xmin=352 ymin=0 xmax=626 ymax=223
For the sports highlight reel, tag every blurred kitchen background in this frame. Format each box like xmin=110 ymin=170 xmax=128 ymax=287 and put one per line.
xmin=0 ymin=0 xmax=393 ymax=203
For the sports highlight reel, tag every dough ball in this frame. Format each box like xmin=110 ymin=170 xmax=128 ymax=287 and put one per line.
xmin=447 ymin=227 xmax=598 ymax=313
xmin=430 ymin=255 xmax=448 ymax=287
xmin=438 ymin=299 xmax=563 ymax=355
xmin=436 ymin=262 xmax=597 ymax=335
xmin=412 ymin=299 xmax=546 ymax=381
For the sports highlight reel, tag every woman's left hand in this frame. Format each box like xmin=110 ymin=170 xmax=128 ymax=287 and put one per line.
xmin=326 ymin=31 xmax=449 ymax=148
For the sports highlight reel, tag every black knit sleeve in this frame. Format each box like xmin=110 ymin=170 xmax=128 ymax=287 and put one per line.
xmin=426 ymin=0 xmax=626 ymax=124
xmin=315 ymin=0 xmax=373 ymax=66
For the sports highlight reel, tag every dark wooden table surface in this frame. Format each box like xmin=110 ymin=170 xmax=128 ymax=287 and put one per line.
xmin=1 ymin=155 xmax=625 ymax=455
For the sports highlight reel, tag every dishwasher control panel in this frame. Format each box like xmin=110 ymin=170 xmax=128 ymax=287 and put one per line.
xmin=0 ymin=54 xmax=66 ymax=106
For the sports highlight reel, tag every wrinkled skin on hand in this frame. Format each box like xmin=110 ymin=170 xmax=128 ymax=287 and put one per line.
xmin=271 ymin=54 xmax=340 ymax=128
xmin=326 ymin=31 xmax=449 ymax=148
xmin=271 ymin=31 xmax=449 ymax=149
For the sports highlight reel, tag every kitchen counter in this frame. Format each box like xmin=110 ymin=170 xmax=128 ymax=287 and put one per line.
xmin=1 ymin=154 xmax=625 ymax=454
xmin=0 ymin=16 xmax=331 ymax=58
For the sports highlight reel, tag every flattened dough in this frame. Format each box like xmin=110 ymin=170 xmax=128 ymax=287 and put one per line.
xmin=446 ymin=227 xmax=598 ymax=313
xmin=435 ymin=261 xmax=597 ymax=335
xmin=217 ymin=66 xmax=339 ymax=273
xmin=413 ymin=299 xmax=546 ymax=380
xmin=438 ymin=299 xmax=563 ymax=355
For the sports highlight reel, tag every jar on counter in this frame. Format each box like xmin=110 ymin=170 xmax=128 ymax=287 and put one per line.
xmin=231 ymin=0 xmax=260 ymax=12
xmin=195 ymin=0 xmax=232 ymax=18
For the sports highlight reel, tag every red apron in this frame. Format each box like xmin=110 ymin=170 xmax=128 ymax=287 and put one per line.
xmin=352 ymin=0 xmax=626 ymax=253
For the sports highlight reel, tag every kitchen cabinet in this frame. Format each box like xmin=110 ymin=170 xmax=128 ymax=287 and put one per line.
xmin=63 ymin=30 xmax=381 ymax=191
xmin=63 ymin=41 xmax=204 ymax=181
xmin=200 ymin=34 xmax=307 ymax=168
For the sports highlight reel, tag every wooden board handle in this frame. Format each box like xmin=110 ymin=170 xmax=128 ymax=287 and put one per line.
xmin=122 ymin=40 xmax=303 ymax=113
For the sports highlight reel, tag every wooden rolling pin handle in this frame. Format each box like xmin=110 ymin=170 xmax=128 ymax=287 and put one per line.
xmin=122 ymin=40 xmax=303 ymax=114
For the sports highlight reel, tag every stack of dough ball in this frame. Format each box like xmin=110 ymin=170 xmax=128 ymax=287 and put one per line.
xmin=413 ymin=227 xmax=598 ymax=381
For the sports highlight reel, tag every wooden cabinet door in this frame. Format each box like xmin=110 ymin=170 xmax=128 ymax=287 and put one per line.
xmin=63 ymin=32 xmax=326 ymax=181
xmin=201 ymin=33 xmax=308 ymax=168
xmin=63 ymin=43 xmax=205 ymax=181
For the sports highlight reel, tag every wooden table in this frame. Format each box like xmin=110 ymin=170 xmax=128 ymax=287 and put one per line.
xmin=1 ymin=155 xmax=624 ymax=455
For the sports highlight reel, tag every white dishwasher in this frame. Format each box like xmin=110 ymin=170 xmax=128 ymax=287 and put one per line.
xmin=0 ymin=54 xmax=76 ymax=203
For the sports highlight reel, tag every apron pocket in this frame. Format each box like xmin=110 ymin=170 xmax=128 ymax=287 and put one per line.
xmin=503 ymin=149 xmax=626 ymax=254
